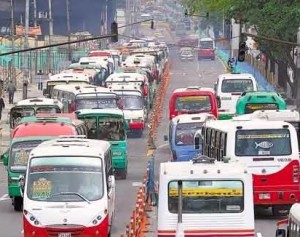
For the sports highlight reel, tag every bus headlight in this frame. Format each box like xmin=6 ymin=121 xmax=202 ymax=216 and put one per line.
xmin=24 ymin=209 xmax=41 ymax=226
xmin=90 ymin=214 xmax=102 ymax=226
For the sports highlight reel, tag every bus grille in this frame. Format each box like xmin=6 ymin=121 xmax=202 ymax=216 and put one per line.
xmin=46 ymin=225 xmax=84 ymax=236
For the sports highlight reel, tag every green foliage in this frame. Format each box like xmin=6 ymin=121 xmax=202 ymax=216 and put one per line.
xmin=181 ymin=0 xmax=300 ymax=63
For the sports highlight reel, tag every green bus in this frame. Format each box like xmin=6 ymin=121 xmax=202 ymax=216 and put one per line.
xmin=75 ymin=108 xmax=129 ymax=179
xmin=2 ymin=115 xmax=87 ymax=211
xmin=236 ymin=91 xmax=287 ymax=115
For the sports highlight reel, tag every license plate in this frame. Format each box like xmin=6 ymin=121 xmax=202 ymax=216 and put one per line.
xmin=58 ymin=233 xmax=72 ymax=237
xmin=259 ymin=193 xmax=270 ymax=199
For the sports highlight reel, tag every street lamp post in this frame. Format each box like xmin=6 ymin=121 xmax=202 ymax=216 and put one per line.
xmin=33 ymin=0 xmax=38 ymax=74
xmin=66 ymin=0 xmax=71 ymax=61
xmin=23 ymin=0 xmax=30 ymax=99
xmin=48 ymin=0 xmax=53 ymax=73
xmin=10 ymin=0 xmax=16 ymax=86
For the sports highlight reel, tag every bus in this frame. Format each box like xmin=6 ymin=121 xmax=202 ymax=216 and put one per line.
xmin=108 ymin=84 xmax=147 ymax=136
xmin=68 ymin=61 xmax=110 ymax=86
xmin=20 ymin=137 xmax=115 ymax=237
xmin=195 ymin=119 xmax=300 ymax=215
xmin=80 ymin=55 xmax=114 ymax=75
xmin=169 ymin=86 xmax=219 ymax=120
xmin=198 ymin=37 xmax=215 ymax=60
xmin=215 ymin=73 xmax=258 ymax=120
xmin=175 ymin=22 xmax=186 ymax=36
xmin=43 ymin=72 xmax=91 ymax=98
xmin=2 ymin=116 xmax=87 ymax=211
xmin=275 ymin=203 xmax=300 ymax=237
xmin=75 ymin=108 xmax=128 ymax=179
xmin=9 ymin=98 xmax=63 ymax=129
xmin=236 ymin=91 xmax=287 ymax=115
xmin=157 ymin=155 xmax=255 ymax=237
xmin=164 ymin=113 xmax=216 ymax=161
xmin=51 ymin=84 xmax=121 ymax=112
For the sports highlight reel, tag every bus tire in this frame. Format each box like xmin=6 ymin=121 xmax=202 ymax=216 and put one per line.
xmin=119 ymin=168 xmax=127 ymax=180
xmin=14 ymin=197 xmax=23 ymax=211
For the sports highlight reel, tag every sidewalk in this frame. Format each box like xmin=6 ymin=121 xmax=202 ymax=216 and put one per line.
xmin=0 ymin=83 xmax=43 ymax=156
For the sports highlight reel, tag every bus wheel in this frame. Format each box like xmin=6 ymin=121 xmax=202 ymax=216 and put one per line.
xmin=119 ymin=168 xmax=127 ymax=180
xmin=272 ymin=205 xmax=290 ymax=216
xmin=14 ymin=197 xmax=23 ymax=211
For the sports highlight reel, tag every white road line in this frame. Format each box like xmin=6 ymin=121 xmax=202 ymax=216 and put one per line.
xmin=0 ymin=194 xmax=9 ymax=202
xmin=256 ymin=233 xmax=263 ymax=237
xmin=157 ymin=143 xmax=169 ymax=149
xmin=132 ymin=182 xmax=143 ymax=187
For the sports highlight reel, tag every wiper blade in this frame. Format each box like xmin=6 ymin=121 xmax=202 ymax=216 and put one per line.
xmin=52 ymin=192 xmax=91 ymax=204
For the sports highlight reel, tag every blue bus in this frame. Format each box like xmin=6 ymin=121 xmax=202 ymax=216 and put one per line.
xmin=164 ymin=113 xmax=216 ymax=161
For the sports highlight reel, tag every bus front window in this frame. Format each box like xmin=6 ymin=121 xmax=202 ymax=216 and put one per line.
xmin=76 ymin=97 xmax=118 ymax=109
xmin=98 ymin=120 xmax=125 ymax=141
xmin=175 ymin=96 xmax=211 ymax=112
xmin=175 ymin=123 xmax=203 ymax=146
xmin=221 ymin=79 xmax=253 ymax=93
xmin=27 ymin=157 xmax=103 ymax=202
xmin=9 ymin=140 xmax=43 ymax=172
xmin=121 ymin=95 xmax=144 ymax=110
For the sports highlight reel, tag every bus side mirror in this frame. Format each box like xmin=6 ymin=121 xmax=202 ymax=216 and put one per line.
xmin=1 ymin=151 xmax=9 ymax=166
xmin=19 ymin=175 xmax=25 ymax=197
xmin=194 ymin=136 xmax=201 ymax=150
xmin=124 ymin=121 xmax=129 ymax=129
xmin=217 ymin=96 xmax=221 ymax=108
xmin=275 ymin=229 xmax=286 ymax=237
xmin=164 ymin=135 xmax=168 ymax=141
xmin=213 ymin=83 xmax=217 ymax=92
xmin=43 ymin=88 xmax=48 ymax=96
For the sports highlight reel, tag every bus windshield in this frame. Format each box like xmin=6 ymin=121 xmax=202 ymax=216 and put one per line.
xmin=168 ymin=180 xmax=244 ymax=213
xmin=83 ymin=117 xmax=126 ymax=141
xmin=75 ymin=97 xmax=118 ymax=110
xmin=120 ymin=95 xmax=144 ymax=110
xmin=221 ymin=79 xmax=253 ymax=93
xmin=175 ymin=95 xmax=211 ymax=112
xmin=9 ymin=140 xmax=43 ymax=172
xmin=244 ymin=103 xmax=279 ymax=114
xmin=235 ymin=129 xmax=291 ymax=156
xmin=175 ymin=122 xmax=203 ymax=146
xmin=200 ymin=41 xmax=214 ymax=49
xmin=27 ymin=157 xmax=103 ymax=202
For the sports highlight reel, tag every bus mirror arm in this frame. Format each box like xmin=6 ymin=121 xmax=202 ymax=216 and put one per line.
xmin=43 ymin=89 xmax=48 ymax=96
xmin=275 ymin=229 xmax=286 ymax=237
xmin=19 ymin=175 xmax=25 ymax=197
xmin=216 ymin=96 xmax=221 ymax=108
xmin=164 ymin=135 xmax=168 ymax=141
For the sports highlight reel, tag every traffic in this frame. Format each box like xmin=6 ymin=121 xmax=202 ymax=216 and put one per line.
xmin=0 ymin=1 xmax=299 ymax=237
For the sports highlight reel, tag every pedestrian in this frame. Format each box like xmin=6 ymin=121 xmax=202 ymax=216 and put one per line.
xmin=0 ymin=95 xmax=5 ymax=120
xmin=7 ymin=81 xmax=16 ymax=104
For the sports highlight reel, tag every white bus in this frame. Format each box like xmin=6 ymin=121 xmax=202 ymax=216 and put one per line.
xmin=157 ymin=156 xmax=255 ymax=237
xmin=195 ymin=119 xmax=300 ymax=215
xmin=108 ymin=84 xmax=146 ymax=136
xmin=80 ymin=56 xmax=114 ymax=75
xmin=215 ymin=73 xmax=258 ymax=118
xmin=275 ymin=203 xmax=300 ymax=237
xmin=20 ymin=136 xmax=115 ymax=237
xmin=51 ymin=84 xmax=120 ymax=112
xmin=43 ymin=73 xmax=91 ymax=98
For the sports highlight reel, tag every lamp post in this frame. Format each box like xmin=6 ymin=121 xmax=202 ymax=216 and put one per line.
xmin=66 ymin=0 xmax=71 ymax=61
xmin=10 ymin=0 xmax=15 ymax=86
xmin=23 ymin=0 xmax=30 ymax=99
xmin=48 ymin=0 xmax=53 ymax=73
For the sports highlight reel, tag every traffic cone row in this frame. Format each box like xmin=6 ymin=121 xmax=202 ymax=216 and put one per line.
xmin=121 ymin=174 xmax=150 ymax=237
xmin=148 ymin=62 xmax=170 ymax=148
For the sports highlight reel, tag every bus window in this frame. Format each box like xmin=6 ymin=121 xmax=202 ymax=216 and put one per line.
xmin=175 ymin=96 xmax=211 ymax=112
xmin=221 ymin=79 xmax=253 ymax=93
xmin=168 ymin=180 xmax=244 ymax=213
xmin=175 ymin=123 xmax=203 ymax=146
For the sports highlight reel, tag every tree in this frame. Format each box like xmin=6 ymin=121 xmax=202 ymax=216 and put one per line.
xmin=181 ymin=0 xmax=300 ymax=98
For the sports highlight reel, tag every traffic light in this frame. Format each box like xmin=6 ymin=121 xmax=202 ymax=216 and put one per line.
xmin=185 ymin=9 xmax=188 ymax=17
xmin=111 ymin=21 xmax=118 ymax=43
xmin=238 ymin=41 xmax=246 ymax=62
xmin=206 ymin=12 xmax=209 ymax=18
xmin=151 ymin=20 xmax=154 ymax=29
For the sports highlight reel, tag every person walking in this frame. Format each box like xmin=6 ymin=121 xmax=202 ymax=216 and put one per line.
xmin=7 ymin=81 xmax=16 ymax=104
xmin=0 ymin=95 xmax=5 ymax=120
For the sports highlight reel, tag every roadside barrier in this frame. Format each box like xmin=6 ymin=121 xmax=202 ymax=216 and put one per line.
xmin=148 ymin=62 xmax=170 ymax=149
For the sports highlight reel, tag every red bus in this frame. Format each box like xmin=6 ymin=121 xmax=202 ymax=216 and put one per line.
xmin=198 ymin=37 xmax=215 ymax=60
xmin=169 ymin=86 xmax=220 ymax=120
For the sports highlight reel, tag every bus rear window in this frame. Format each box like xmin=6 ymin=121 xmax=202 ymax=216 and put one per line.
xmin=175 ymin=96 xmax=211 ymax=112
xmin=221 ymin=79 xmax=253 ymax=93
xmin=168 ymin=180 xmax=244 ymax=213
xmin=235 ymin=129 xmax=291 ymax=156
xmin=199 ymin=41 xmax=214 ymax=49
xmin=175 ymin=122 xmax=203 ymax=146
xmin=245 ymin=103 xmax=279 ymax=114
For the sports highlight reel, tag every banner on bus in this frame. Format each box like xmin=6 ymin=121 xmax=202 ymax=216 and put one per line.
xmin=245 ymin=103 xmax=278 ymax=111
xmin=179 ymin=96 xmax=208 ymax=102
xmin=168 ymin=188 xmax=243 ymax=197
xmin=15 ymin=25 xmax=42 ymax=36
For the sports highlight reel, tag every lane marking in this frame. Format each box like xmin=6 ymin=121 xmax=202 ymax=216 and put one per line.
xmin=256 ymin=233 xmax=262 ymax=237
xmin=157 ymin=143 xmax=169 ymax=149
xmin=0 ymin=194 xmax=9 ymax=202
xmin=132 ymin=182 xmax=143 ymax=187
xmin=146 ymin=143 xmax=169 ymax=157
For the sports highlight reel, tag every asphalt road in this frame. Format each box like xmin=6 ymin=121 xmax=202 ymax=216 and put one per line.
xmin=0 ymin=28 xmax=281 ymax=237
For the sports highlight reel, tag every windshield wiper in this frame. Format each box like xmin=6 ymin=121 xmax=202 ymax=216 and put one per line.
xmin=51 ymin=192 xmax=91 ymax=204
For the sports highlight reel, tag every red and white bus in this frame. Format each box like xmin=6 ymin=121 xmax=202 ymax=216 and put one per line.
xmin=195 ymin=118 xmax=300 ymax=215
xmin=198 ymin=37 xmax=215 ymax=60
xmin=169 ymin=86 xmax=219 ymax=120
xmin=21 ymin=137 xmax=115 ymax=237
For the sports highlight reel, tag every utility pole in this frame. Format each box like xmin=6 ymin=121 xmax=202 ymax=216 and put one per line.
xmin=10 ymin=0 xmax=15 ymax=86
xmin=296 ymin=27 xmax=300 ymax=109
xmin=33 ymin=0 xmax=38 ymax=74
xmin=66 ymin=0 xmax=71 ymax=61
xmin=48 ymin=0 xmax=53 ymax=73
xmin=23 ymin=0 xmax=30 ymax=99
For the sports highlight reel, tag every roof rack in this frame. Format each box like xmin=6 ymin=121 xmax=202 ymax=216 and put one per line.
xmin=58 ymin=135 xmax=87 ymax=139
xmin=192 ymin=155 xmax=215 ymax=164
